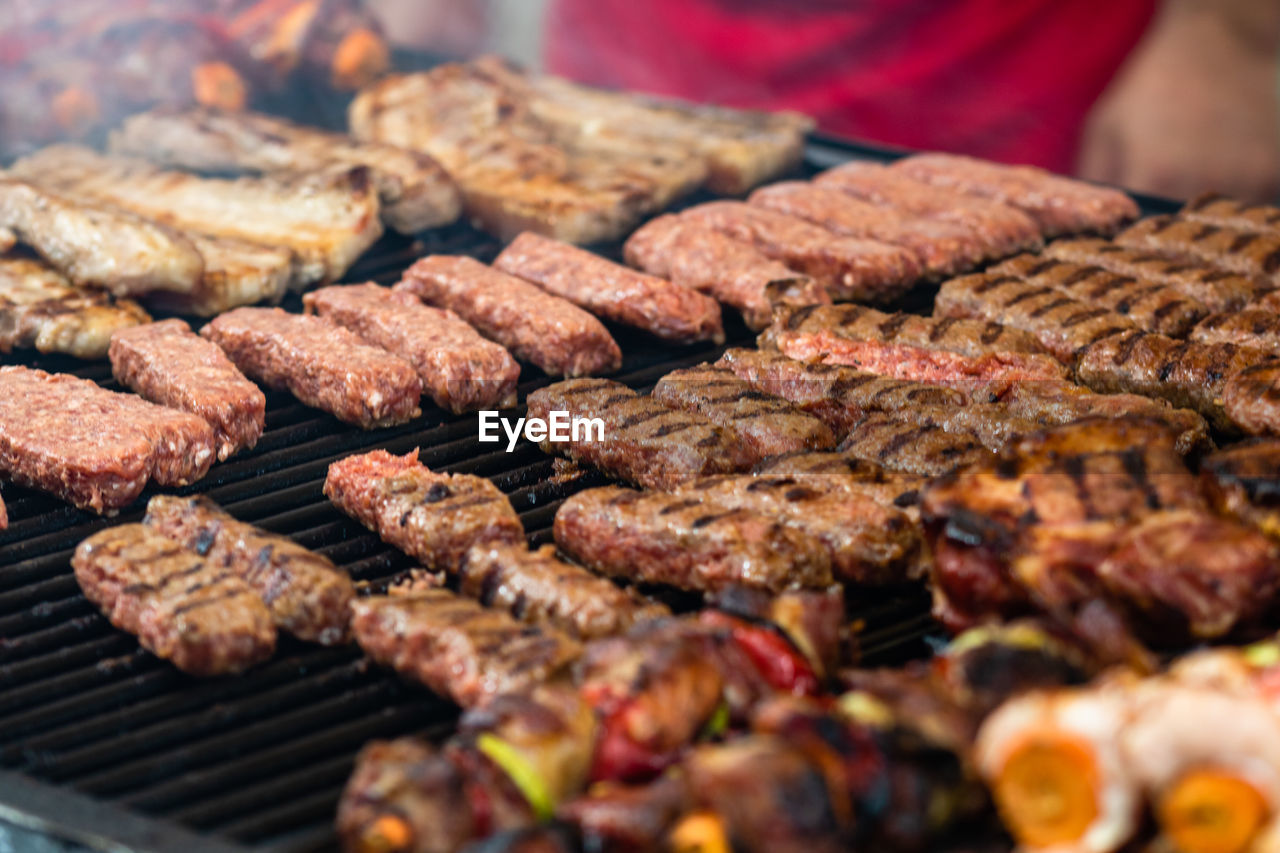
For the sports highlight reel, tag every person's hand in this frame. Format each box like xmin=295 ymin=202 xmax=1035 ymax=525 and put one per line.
xmin=1078 ymin=3 xmax=1280 ymax=201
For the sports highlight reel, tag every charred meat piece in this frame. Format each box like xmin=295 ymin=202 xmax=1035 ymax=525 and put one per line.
xmin=109 ymin=318 xmax=265 ymax=461
xmin=459 ymin=543 xmax=669 ymax=640
xmin=992 ymin=254 xmax=1208 ymax=336
xmin=840 ymin=413 xmax=994 ymax=477
xmin=1202 ymin=439 xmax=1280 ymax=541
xmin=1115 ymin=215 xmax=1280 ymax=288
xmin=935 ymin=273 xmax=1137 ymax=362
xmin=554 ymin=486 xmax=833 ymax=593
xmin=0 ymin=178 xmax=204 ymax=297
xmin=814 ymin=161 xmax=1043 ymax=258
xmin=142 ymin=494 xmax=354 ymax=645
xmin=652 ymin=364 xmax=836 ymax=462
xmin=678 ymin=200 xmax=923 ymax=303
xmin=1223 ymin=359 xmax=1280 ymax=436
xmin=1181 ymin=191 xmax=1280 ymax=235
xmin=350 ymin=585 xmax=581 ymax=707
xmin=201 ymin=307 xmax=422 ymax=428
xmin=675 ymin=474 xmax=925 ymax=584
xmin=753 ymin=451 xmax=928 ymax=517
xmin=526 ymin=379 xmax=755 ymax=490
xmin=396 ymin=256 xmax=621 ymax=378
xmin=558 ymin=775 xmax=689 ymax=853
xmin=885 ymin=403 xmax=1048 ymax=453
xmin=749 ymin=181 xmax=989 ymax=278
xmin=894 ymin=152 xmax=1139 ymax=237
xmin=0 ymin=256 xmax=150 ymax=359
xmin=1044 ymin=237 xmax=1261 ymax=311
xmin=0 ymin=366 xmax=214 ymax=513
xmin=494 ymin=232 xmax=723 ymax=345
xmin=110 ymin=107 xmax=462 ymax=233
xmin=72 ymin=523 xmax=275 ymax=675
xmin=325 ymin=449 xmax=524 ymax=574
xmin=623 ymin=213 xmax=829 ymax=331
xmin=304 ymin=283 xmax=519 ymax=413
xmin=1190 ymin=309 xmax=1280 ymax=353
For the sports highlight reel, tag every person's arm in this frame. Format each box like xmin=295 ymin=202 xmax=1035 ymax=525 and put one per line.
xmin=1077 ymin=0 xmax=1280 ymax=201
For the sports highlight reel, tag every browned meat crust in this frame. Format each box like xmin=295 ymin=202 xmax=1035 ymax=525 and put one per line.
xmin=622 ymin=213 xmax=829 ymax=331
xmin=142 ymin=495 xmax=354 ymax=645
xmin=678 ymin=200 xmax=923 ymax=302
xmin=1181 ymin=192 xmax=1280 ymax=235
xmin=1223 ymin=360 xmax=1280 ymax=436
xmin=304 ymin=283 xmax=518 ymax=413
xmin=1202 ymin=439 xmax=1280 ymax=541
xmin=109 ymin=318 xmax=265 ymax=461
xmin=0 ymin=491 xmax=6 ymax=530
xmin=1044 ymin=237 xmax=1261 ymax=311
xmin=526 ymin=379 xmax=755 ymax=490
xmin=459 ymin=543 xmax=669 ymax=639
xmin=201 ymin=307 xmax=422 ymax=428
xmin=349 ymin=586 xmax=580 ymax=707
xmin=72 ymin=523 xmax=276 ymax=675
xmin=652 ymin=365 xmax=836 ymax=462
xmin=494 ymin=232 xmax=724 ymax=344
xmin=0 ymin=366 xmax=214 ymax=513
xmin=992 ymin=254 xmax=1208 ymax=336
xmin=839 ymin=413 xmax=995 ymax=477
xmin=934 ymin=273 xmax=1136 ymax=362
xmin=894 ymin=152 xmax=1139 ymax=237
xmin=749 ymin=181 xmax=989 ymax=278
xmin=1115 ymin=215 xmax=1280 ymax=288
xmin=752 ymin=451 xmax=927 ymax=516
xmin=883 ymin=403 xmax=1048 ymax=453
xmin=554 ymin=486 xmax=833 ymax=592
xmin=325 ymin=449 xmax=524 ymax=573
xmin=396 ymin=255 xmax=621 ymax=377
xmin=1190 ymin=309 xmax=1280 ymax=353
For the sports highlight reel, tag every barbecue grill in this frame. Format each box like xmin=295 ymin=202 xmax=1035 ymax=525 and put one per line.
xmin=0 ymin=134 xmax=1180 ymax=853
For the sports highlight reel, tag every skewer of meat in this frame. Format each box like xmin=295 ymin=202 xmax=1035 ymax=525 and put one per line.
xmin=304 ymin=283 xmax=520 ymax=413
xmin=553 ymin=486 xmax=833 ymax=593
xmin=622 ymin=213 xmax=830 ymax=330
xmin=677 ymin=200 xmax=923 ymax=302
xmin=839 ymin=413 xmax=994 ymax=477
xmin=651 ymin=365 xmax=835 ymax=462
xmin=526 ymin=379 xmax=755 ymax=490
xmin=1180 ymin=191 xmax=1280 ymax=234
xmin=109 ymin=318 xmax=266 ymax=461
xmin=201 ymin=307 xmax=422 ymax=429
xmin=493 ymin=232 xmax=724 ymax=344
xmin=395 ymin=255 xmax=621 ymax=377
xmin=1115 ymin=215 xmax=1280 ymax=289
xmin=72 ymin=523 xmax=276 ymax=676
xmin=142 ymin=495 xmax=354 ymax=646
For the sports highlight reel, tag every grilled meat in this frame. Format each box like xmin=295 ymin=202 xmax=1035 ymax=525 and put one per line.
xmin=109 ymin=318 xmax=265 ymax=461
xmin=526 ymin=379 xmax=755 ymax=490
xmin=749 ymin=181 xmax=989 ymax=278
xmin=678 ymin=200 xmax=923 ymax=303
xmin=142 ymin=494 xmax=354 ymax=645
xmin=396 ymin=256 xmax=621 ymax=378
xmin=72 ymin=523 xmax=276 ymax=675
xmin=622 ymin=213 xmax=830 ymax=331
xmin=11 ymin=145 xmax=383 ymax=288
xmin=553 ymin=486 xmax=833 ymax=593
xmin=1181 ymin=191 xmax=1280 ymax=234
xmin=934 ymin=273 xmax=1136 ymax=362
xmin=350 ymin=585 xmax=581 ymax=708
xmin=304 ymin=283 xmax=519 ymax=413
xmin=325 ymin=449 xmax=524 ymax=574
xmin=145 ymin=230 xmax=295 ymax=317
xmin=110 ymin=107 xmax=462 ymax=233
xmin=992 ymin=254 xmax=1208 ymax=336
xmin=0 ymin=178 xmax=204 ymax=296
xmin=1190 ymin=309 xmax=1280 ymax=353
xmin=894 ymin=152 xmax=1139 ymax=237
xmin=201 ymin=307 xmax=422 ymax=429
xmin=494 ymin=232 xmax=723 ymax=345
xmin=1202 ymin=440 xmax=1280 ymax=541
xmin=0 ymin=256 xmax=150 ymax=359
xmin=839 ymin=413 xmax=994 ymax=477
xmin=1115 ymin=215 xmax=1280 ymax=289
xmin=882 ymin=403 xmax=1047 ymax=452
xmin=1044 ymin=237 xmax=1261 ymax=311
xmin=652 ymin=365 xmax=836 ymax=462
xmin=1223 ymin=359 xmax=1280 ymax=436
xmin=753 ymin=451 xmax=928 ymax=516
xmin=459 ymin=543 xmax=668 ymax=640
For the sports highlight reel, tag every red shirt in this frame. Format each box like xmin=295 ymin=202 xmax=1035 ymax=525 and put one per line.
xmin=545 ymin=0 xmax=1157 ymax=173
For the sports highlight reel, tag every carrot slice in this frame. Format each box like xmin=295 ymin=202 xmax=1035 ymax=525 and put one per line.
xmin=1158 ymin=769 xmax=1268 ymax=853
xmin=993 ymin=734 xmax=1100 ymax=848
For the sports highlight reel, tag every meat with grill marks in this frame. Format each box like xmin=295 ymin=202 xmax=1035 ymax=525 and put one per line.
xmin=1181 ymin=192 xmax=1280 ymax=234
xmin=992 ymin=254 xmax=1208 ymax=336
xmin=673 ymin=474 xmax=926 ymax=584
xmin=72 ymin=523 xmax=276 ymax=675
xmin=934 ymin=273 xmax=1136 ymax=362
xmin=526 ymin=379 xmax=755 ymax=490
xmin=554 ymin=486 xmax=833 ymax=593
xmin=324 ymin=449 xmax=524 ymax=574
xmin=651 ymin=365 xmax=835 ymax=462
xmin=1223 ymin=359 xmax=1280 ymax=436
xmin=1044 ymin=237 xmax=1261 ymax=311
xmin=753 ymin=451 xmax=927 ymax=516
xmin=839 ymin=413 xmax=995 ymax=477
xmin=1190 ymin=309 xmax=1280 ymax=353
xmin=883 ymin=403 xmax=1049 ymax=452
xmin=142 ymin=495 xmax=354 ymax=646
xmin=1115 ymin=215 xmax=1280 ymax=288
xmin=1202 ymin=439 xmax=1280 ymax=542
